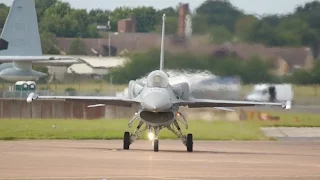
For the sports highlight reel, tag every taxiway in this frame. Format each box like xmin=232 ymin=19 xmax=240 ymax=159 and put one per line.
xmin=0 ymin=140 xmax=319 ymax=180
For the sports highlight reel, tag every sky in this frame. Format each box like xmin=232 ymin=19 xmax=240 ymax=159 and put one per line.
xmin=2 ymin=0 xmax=317 ymax=16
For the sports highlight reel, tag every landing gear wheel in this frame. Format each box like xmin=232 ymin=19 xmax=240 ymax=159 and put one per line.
xmin=153 ymin=139 xmax=159 ymax=152
xmin=123 ymin=131 xmax=130 ymax=150
xmin=186 ymin=134 xmax=193 ymax=152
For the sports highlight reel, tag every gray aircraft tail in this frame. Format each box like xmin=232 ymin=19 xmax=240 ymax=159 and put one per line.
xmin=0 ymin=0 xmax=42 ymax=56
xmin=160 ymin=14 xmax=166 ymax=71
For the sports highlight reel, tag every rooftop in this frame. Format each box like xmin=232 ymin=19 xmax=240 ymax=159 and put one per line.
xmin=66 ymin=56 xmax=128 ymax=75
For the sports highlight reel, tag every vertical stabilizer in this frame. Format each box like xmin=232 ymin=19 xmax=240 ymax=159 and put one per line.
xmin=0 ymin=0 xmax=42 ymax=56
xmin=160 ymin=14 xmax=166 ymax=71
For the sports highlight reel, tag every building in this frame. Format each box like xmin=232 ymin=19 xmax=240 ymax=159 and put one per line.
xmin=210 ymin=43 xmax=314 ymax=75
xmin=117 ymin=16 xmax=136 ymax=33
xmin=47 ymin=56 xmax=128 ymax=82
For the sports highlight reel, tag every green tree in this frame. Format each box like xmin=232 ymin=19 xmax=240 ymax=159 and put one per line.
xmin=107 ymin=49 xmax=276 ymax=85
xmin=240 ymin=57 xmax=275 ymax=84
xmin=235 ymin=15 xmax=258 ymax=41
xmin=40 ymin=32 xmax=60 ymax=54
xmin=154 ymin=16 xmax=178 ymax=34
xmin=208 ymin=25 xmax=233 ymax=44
xmin=191 ymin=14 xmax=211 ymax=34
xmin=88 ymin=9 xmax=111 ymax=25
xmin=68 ymin=38 xmax=87 ymax=55
xmin=157 ymin=7 xmax=177 ymax=16
xmin=0 ymin=4 xmax=9 ymax=31
xmin=275 ymin=16 xmax=310 ymax=46
xmin=34 ymin=0 xmax=58 ymax=21
xmin=110 ymin=6 xmax=158 ymax=32
xmin=260 ymin=15 xmax=282 ymax=27
xmin=132 ymin=7 xmax=158 ymax=32
xmin=295 ymin=1 xmax=320 ymax=30
xmin=195 ymin=0 xmax=244 ymax=32
xmin=246 ymin=21 xmax=279 ymax=45
xmin=290 ymin=69 xmax=314 ymax=84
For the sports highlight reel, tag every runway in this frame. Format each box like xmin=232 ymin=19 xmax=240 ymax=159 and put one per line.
xmin=0 ymin=140 xmax=320 ymax=180
xmin=244 ymin=105 xmax=320 ymax=114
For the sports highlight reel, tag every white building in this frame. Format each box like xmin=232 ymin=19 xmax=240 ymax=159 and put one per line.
xmin=47 ymin=56 xmax=129 ymax=81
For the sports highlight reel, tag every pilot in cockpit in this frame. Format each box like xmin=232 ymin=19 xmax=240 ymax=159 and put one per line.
xmin=147 ymin=70 xmax=169 ymax=88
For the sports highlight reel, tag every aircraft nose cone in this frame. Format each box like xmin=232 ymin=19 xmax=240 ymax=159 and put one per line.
xmin=142 ymin=91 xmax=172 ymax=112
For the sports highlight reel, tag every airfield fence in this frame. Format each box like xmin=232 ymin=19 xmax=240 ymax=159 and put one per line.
xmin=0 ymin=90 xmax=118 ymax=99
xmin=0 ymin=98 xmax=244 ymax=121
xmin=0 ymin=98 xmax=136 ymax=119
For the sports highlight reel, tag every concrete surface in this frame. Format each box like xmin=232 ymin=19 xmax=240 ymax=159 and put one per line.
xmin=244 ymin=105 xmax=320 ymax=114
xmin=0 ymin=140 xmax=320 ymax=180
xmin=261 ymin=127 xmax=320 ymax=138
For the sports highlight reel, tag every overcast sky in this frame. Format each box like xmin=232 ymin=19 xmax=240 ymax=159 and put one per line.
xmin=2 ymin=0 xmax=317 ymax=15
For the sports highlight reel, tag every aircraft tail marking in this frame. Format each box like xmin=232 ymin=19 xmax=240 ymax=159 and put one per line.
xmin=0 ymin=38 xmax=9 ymax=50
xmin=0 ymin=0 xmax=42 ymax=56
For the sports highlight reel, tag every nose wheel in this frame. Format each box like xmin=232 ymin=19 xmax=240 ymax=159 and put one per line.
xmin=153 ymin=139 xmax=159 ymax=152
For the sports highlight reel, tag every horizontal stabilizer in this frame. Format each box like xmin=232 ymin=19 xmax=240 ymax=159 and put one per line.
xmin=0 ymin=38 xmax=8 ymax=50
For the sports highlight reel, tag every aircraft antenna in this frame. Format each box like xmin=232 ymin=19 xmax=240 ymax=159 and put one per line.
xmin=160 ymin=14 xmax=165 ymax=71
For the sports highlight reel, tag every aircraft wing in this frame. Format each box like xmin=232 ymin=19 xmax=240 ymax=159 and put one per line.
xmin=0 ymin=56 xmax=76 ymax=62
xmin=26 ymin=92 xmax=140 ymax=107
xmin=176 ymin=99 xmax=292 ymax=110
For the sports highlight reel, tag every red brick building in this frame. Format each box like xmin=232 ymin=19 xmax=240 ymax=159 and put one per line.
xmin=117 ymin=16 xmax=136 ymax=33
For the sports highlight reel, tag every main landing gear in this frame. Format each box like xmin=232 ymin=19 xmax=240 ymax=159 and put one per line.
xmin=123 ymin=116 xmax=193 ymax=152
xmin=167 ymin=120 xmax=193 ymax=152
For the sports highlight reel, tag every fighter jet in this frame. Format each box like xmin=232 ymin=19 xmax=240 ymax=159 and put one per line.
xmin=0 ymin=0 xmax=80 ymax=82
xmin=26 ymin=14 xmax=292 ymax=152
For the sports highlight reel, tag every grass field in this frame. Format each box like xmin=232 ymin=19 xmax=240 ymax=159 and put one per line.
xmin=0 ymin=111 xmax=319 ymax=141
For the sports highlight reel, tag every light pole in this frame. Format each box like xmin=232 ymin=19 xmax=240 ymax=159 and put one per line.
xmin=108 ymin=32 xmax=118 ymax=56
xmin=107 ymin=20 xmax=111 ymax=56
xmin=97 ymin=17 xmax=112 ymax=56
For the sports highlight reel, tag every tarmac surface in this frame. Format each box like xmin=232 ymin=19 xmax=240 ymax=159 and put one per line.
xmin=244 ymin=105 xmax=320 ymax=114
xmin=261 ymin=127 xmax=320 ymax=138
xmin=1 ymin=140 xmax=320 ymax=180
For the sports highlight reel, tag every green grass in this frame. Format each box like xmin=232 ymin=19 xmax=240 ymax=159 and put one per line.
xmin=0 ymin=111 xmax=319 ymax=141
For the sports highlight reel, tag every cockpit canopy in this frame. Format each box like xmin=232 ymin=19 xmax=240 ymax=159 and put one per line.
xmin=146 ymin=70 xmax=169 ymax=88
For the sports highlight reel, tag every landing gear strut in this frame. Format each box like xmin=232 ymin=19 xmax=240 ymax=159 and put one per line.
xmin=167 ymin=120 xmax=193 ymax=152
xmin=123 ymin=115 xmax=192 ymax=152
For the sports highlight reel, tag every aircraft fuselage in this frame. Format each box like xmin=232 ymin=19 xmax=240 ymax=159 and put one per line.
xmin=137 ymin=87 xmax=180 ymax=127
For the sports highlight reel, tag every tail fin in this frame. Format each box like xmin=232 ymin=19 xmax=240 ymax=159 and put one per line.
xmin=160 ymin=14 xmax=166 ymax=71
xmin=0 ymin=0 xmax=42 ymax=56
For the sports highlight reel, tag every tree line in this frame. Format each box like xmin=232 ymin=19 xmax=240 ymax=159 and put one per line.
xmin=1 ymin=0 xmax=320 ymax=57
xmin=105 ymin=49 xmax=320 ymax=85
xmin=1 ymin=0 xmax=320 ymax=85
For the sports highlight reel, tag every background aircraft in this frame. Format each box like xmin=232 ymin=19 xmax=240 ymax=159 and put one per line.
xmin=0 ymin=0 xmax=80 ymax=82
xmin=26 ymin=14 xmax=292 ymax=152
